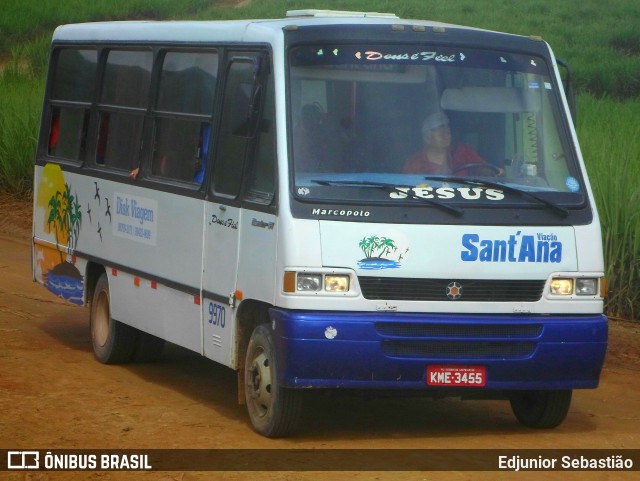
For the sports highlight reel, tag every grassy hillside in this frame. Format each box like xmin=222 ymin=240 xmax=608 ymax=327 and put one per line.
xmin=0 ymin=0 xmax=638 ymax=319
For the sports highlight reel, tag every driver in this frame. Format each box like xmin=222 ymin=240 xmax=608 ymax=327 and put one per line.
xmin=402 ymin=111 xmax=502 ymax=176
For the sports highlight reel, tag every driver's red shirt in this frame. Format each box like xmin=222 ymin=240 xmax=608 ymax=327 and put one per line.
xmin=402 ymin=144 xmax=485 ymax=174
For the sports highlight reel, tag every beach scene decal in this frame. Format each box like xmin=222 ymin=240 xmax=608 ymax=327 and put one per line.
xmin=357 ymin=234 xmax=408 ymax=270
xmin=35 ymin=164 xmax=84 ymax=304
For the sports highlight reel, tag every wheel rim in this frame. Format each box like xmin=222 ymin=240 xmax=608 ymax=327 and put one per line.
xmin=93 ymin=290 xmax=110 ymax=347
xmin=246 ymin=349 xmax=272 ymax=418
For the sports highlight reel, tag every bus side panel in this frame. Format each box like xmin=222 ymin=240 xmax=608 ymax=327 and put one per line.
xmin=32 ymin=164 xmax=205 ymax=354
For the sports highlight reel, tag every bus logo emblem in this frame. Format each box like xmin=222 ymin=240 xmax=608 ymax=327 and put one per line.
xmin=446 ymin=282 xmax=462 ymax=300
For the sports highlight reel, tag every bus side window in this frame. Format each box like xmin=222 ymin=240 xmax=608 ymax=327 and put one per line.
xmin=213 ymin=54 xmax=265 ymax=198
xmin=151 ymin=50 xmax=218 ymax=185
xmin=46 ymin=48 xmax=97 ymax=163
xmin=95 ymin=49 xmax=152 ymax=173
xmin=245 ymin=74 xmax=276 ymax=203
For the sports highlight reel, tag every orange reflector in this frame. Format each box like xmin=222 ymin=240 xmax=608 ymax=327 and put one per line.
xmin=283 ymin=271 xmax=296 ymax=293
xmin=134 ymin=277 xmax=141 ymax=287
xmin=235 ymin=290 xmax=243 ymax=301
xmin=600 ymin=277 xmax=607 ymax=298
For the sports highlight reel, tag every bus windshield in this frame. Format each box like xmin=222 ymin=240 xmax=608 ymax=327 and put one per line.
xmin=289 ymin=43 xmax=583 ymax=206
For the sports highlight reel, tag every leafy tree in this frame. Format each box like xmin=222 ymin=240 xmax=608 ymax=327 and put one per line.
xmin=359 ymin=235 xmax=397 ymax=259
xmin=47 ymin=183 xmax=82 ymax=263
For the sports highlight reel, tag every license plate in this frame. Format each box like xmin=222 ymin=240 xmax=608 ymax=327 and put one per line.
xmin=426 ymin=365 xmax=486 ymax=387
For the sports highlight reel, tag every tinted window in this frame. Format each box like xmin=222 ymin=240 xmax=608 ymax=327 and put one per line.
xmin=213 ymin=60 xmax=256 ymax=197
xmin=47 ymin=48 xmax=97 ymax=162
xmin=52 ymin=49 xmax=97 ymax=102
xmin=246 ymin=75 xmax=276 ymax=202
xmin=157 ymin=51 xmax=218 ymax=115
xmin=101 ymin=50 xmax=152 ymax=108
xmin=96 ymin=49 xmax=152 ymax=172
xmin=151 ymin=50 xmax=218 ymax=185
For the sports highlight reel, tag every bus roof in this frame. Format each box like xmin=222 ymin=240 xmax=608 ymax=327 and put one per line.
xmin=51 ymin=10 xmax=511 ymax=44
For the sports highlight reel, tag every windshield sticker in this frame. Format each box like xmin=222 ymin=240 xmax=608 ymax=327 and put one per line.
xmin=461 ymin=232 xmax=562 ymax=263
xmin=358 ymin=235 xmax=408 ymax=270
xmin=565 ymin=177 xmax=580 ymax=192
xmin=360 ymin=50 xmax=457 ymax=63
xmin=390 ymin=187 xmax=505 ymax=201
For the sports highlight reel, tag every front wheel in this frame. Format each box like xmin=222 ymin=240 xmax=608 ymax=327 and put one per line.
xmin=244 ymin=324 xmax=303 ymax=437
xmin=510 ymin=389 xmax=572 ymax=428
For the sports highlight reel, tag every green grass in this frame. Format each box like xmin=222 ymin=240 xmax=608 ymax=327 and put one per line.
xmin=0 ymin=71 xmax=42 ymax=194
xmin=1 ymin=0 xmax=639 ymax=319
xmin=577 ymin=96 xmax=640 ymax=320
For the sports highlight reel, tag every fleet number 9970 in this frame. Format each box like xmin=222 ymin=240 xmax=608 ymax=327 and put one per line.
xmin=208 ymin=302 xmax=226 ymax=328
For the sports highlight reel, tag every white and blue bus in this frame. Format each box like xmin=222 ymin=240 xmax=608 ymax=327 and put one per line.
xmin=32 ymin=10 xmax=607 ymax=437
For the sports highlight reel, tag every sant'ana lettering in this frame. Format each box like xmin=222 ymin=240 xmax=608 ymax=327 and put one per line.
xmin=461 ymin=231 xmax=563 ymax=263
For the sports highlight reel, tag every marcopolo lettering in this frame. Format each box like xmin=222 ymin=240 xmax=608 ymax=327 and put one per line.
xmin=461 ymin=231 xmax=563 ymax=263
xmin=312 ymin=209 xmax=371 ymax=217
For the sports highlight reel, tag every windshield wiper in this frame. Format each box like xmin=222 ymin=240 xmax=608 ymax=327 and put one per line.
xmin=309 ymin=179 xmax=464 ymax=217
xmin=422 ymin=175 xmax=569 ymax=218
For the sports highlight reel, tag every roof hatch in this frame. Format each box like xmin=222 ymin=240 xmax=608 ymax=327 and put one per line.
xmin=286 ymin=9 xmax=398 ymax=18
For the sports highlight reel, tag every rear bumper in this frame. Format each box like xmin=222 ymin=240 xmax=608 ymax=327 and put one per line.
xmin=269 ymin=309 xmax=607 ymax=390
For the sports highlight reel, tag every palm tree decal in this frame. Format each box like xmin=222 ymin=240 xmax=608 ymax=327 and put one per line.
xmin=47 ymin=183 xmax=82 ymax=263
xmin=358 ymin=235 xmax=398 ymax=260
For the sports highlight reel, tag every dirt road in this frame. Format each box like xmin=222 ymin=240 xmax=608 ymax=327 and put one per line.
xmin=1 ymin=221 xmax=640 ymax=480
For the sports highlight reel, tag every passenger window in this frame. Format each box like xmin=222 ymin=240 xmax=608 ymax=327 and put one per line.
xmin=96 ymin=112 xmax=145 ymax=170
xmin=213 ymin=58 xmax=259 ymax=197
xmin=52 ymin=49 xmax=96 ymax=102
xmin=100 ymin=50 xmax=152 ymax=108
xmin=47 ymin=48 xmax=97 ymax=162
xmin=95 ymin=49 xmax=152 ymax=172
xmin=152 ymin=119 xmax=209 ymax=182
xmin=156 ymin=51 xmax=217 ymax=115
xmin=48 ymin=107 xmax=90 ymax=160
xmin=246 ymin=74 xmax=276 ymax=203
xmin=151 ymin=50 xmax=218 ymax=184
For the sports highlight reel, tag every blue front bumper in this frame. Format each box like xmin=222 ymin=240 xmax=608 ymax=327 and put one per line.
xmin=270 ymin=309 xmax=607 ymax=390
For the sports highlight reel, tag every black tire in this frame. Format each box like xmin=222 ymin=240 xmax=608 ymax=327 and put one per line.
xmin=510 ymin=389 xmax=572 ymax=428
xmin=90 ymin=273 xmax=138 ymax=364
xmin=244 ymin=324 xmax=303 ymax=437
xmin=132 ymin=330 xmax=165 ymax=363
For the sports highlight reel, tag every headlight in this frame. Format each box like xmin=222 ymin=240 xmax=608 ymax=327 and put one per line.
xmin=550 ymin=278 xmax=573 ymax=295
xmin=549 ymin=277 xmax=601 ymax=297
xmin=324 ymin=275 xmax=350 ymax=292
xmin=575 ymin=278 xmax=598 ymax=296
xmin=284 ymin=271 xmax=352 ymax=294
xmin=297 ymin=273 xmax=322 ymax=292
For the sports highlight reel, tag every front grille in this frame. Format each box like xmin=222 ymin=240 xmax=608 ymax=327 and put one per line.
xmin=359 ymin=277 xmax=545 ymax=302
xmin=375 ymin=323 xmax=543 ymax=339
xmin=382 ymin=340 xmax=536 ymax=359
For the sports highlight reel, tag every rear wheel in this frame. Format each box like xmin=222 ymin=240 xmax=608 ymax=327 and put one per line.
xmin=244 ymin=324 xmax=303 ymax=437
xmin=90 ymin=273 xmax=138 ymax=364
xmin=510 ymin=389 xmax=572 ymax=428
